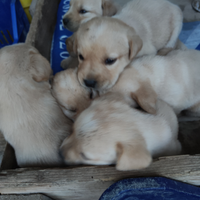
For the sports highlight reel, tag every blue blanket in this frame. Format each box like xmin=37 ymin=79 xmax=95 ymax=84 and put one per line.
xmin=51 ymin=0 xmax=200 ymax=74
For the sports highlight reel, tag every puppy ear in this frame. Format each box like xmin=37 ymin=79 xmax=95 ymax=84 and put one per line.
xmin=66 ymin=33 xmax=77 ymax=56
xmin=127 ymin=27 xmax=143 ymax=60
xmin=102 ymin=0 xmax=118 ymax=16
xmin=131 ymin=84 xmax=157 ymax=114
xmin=29 ymin=50 xmax=52 ymax=82
xmin=116 ymin=140 xmax=152 ymax=171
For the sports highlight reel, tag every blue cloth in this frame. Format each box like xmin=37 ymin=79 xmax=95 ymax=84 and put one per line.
xmin=51 ymin=2 xmax=200 ymax=75
xmin=50 ymin=0 xmax=72 ymax=75
xmin=100 ymin=177 xmax=200 ymax=200
xmin=179 ymin=21 xmax=200 ymax=50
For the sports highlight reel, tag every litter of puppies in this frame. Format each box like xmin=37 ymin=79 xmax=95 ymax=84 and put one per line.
xmin=0 ymin=0 xmax=199 ymax=172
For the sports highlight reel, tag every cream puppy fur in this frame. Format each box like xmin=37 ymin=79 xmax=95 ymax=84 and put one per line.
xmin=0 ymin=44 xmax=72 ymax=167
xmin=60 ymin=93 xmax=181 ymax=171
xmin=62 ymin=0 xmax=131 ymax=31
xmin=108 ymin=49 xmax=200 ymax=117
xmin=52 ymin=68 xmax=98 ymax=121
xmin=71 ymin=0 xmax=183 ymax=91
xmin=52 ymin=49 xmax=200 ymax=119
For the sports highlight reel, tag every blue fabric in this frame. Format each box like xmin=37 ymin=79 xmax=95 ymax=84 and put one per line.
xmin=99 ymin=177 xmax=200 ymax=200
xmin=179 ymin=21 xmax=200 ymax=50
xmin=50 ymin=0 xmax=72 ymax=75
xmin=0 ymin=0 xmax=29 ymax=48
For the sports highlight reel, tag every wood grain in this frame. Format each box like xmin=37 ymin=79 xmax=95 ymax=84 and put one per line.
xmin=0 ymin=155 xmax=200 ymax=200
xmin=0 ymin=194 xmax=52 ymax=200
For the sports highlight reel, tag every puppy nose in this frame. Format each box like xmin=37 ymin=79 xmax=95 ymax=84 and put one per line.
xmin=63 ymin=18 xmax=69 ymax=26
xmin=84 ymin=79 xmax=97 ymax=88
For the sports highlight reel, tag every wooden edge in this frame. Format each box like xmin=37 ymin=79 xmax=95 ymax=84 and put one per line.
xmin=0 ymin=155 xmax=200 ymax=200
xmin=25 ymin=0 xmax=45 ymax=47
xmin=25 ymin=0 xmax=61 ymax=61
xmin=0 ymin=143 xmax=18 ymax=170
xmin=0 ymin=194 xmax=53 ymax=200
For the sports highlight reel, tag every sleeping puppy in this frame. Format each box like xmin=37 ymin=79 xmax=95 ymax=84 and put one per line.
xmin=60 ymin=93 xmax=181 ymax=171
xmin=52 ymin=68 xmax=98 ymax=121
xmin=70 ymin=0 xmax=183 ymax=91
xmin=0 ymin=43 xmax=72 ymax=167
xmin=62 ymin=0 xmax=131 ymax=31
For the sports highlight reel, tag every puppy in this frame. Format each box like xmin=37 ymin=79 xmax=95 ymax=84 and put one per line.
xmin=62 ymin=0 xmax=129 ymax=31
xmin=0 ymin=44 xmax=72 ymax=167
xmin=108 ymin=49 xmax=200 ymax=117
xmin=60 ymin=93 xmax=181 ymax=171
xmin=61 ymin=56 xmax=79 ymax=70
xmin=70 ymin=0 xmax=183 ymax=91
xmin=52 ymin=68 xmax=98 ymax=121
xmin=52 ymin=49 xmax=200 ymax=119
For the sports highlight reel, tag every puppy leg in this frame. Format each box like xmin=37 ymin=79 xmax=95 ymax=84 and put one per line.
xmin=164 ymin=8 xmax=183 ymax=49
xmin=61 ymin=56 xmax=79 ymax=70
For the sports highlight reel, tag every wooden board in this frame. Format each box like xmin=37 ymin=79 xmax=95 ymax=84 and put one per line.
xmin=1 ymin=155 xmax=200 ymax=200
xmin=0 ymin=194 xmax=52 ymax=200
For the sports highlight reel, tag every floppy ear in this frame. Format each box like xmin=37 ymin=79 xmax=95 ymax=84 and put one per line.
xmin=131 ymin=83 xmax=157 ymax=114
xmin=116 ymin=139 xmax=152 ymax=171
xmin=66 ymin=33 xmax=78 ymax=56
xmin=127 ymin=27 xmax=143 ymax=60
xmin=102 ymin=0 xmax=118 ymax=16
xmin=29 ymin=50 xmax=52 ymax=82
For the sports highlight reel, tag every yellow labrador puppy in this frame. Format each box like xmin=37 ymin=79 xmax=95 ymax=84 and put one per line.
xmin=60 ymin=93 xmax=181 ymax=171
xmin=52 ymin=68 xmax=98 ymax=121
xmin=70 ymin=0 xmax=183 ymax=91
xmin=108 ymin=49 xmax=200 ymax=117
xmin=0 ymin=44 xmax=72 ymax=167
xmin=62 ymin=0 xmax=131 ymax=31
xmin=52 ymin=49 xmax=200 ymax=119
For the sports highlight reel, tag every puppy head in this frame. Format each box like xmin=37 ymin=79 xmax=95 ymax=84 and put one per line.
xmin=62 ymin=0 xmax=118 ymax=31
xmin=0 ymin=43 xmax=52 ymax=83
xmin=71 ymin=17 xmax=142 ymax=92
xmin=52 ymin=68 xmax=98 ymax=121
xmin=60 ymin=93 xmax=152 ymax=170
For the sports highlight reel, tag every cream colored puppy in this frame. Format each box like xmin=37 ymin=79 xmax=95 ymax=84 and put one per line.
xmin=60 ymin=93 xmax=181 ymax=171
xmin=71 ymin=0 xmax=182 ymax=91
xmin=0 ymin=44 xmax=72 ymax=167
xmin=108 ymin=49 xmax=200 ymax=117
xmin=62 ymin=0 xmax=130 ymax=31
xmin=52 ymin=49 xmax=200 ymax=119
xmin=52 ymin=68 xmax=97 ymax=121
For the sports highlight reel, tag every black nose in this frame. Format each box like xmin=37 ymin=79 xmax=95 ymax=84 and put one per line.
xmin=63 ymin=18 xmax=69 ymax=26
xmin=84 ymin=79 xmax=97 ymax=88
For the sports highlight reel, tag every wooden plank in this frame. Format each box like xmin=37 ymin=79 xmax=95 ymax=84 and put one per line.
xmin=0 ymin=133 xmax=6 ymax=166
xmin=25 ymin=0 xmax=61 ymax=61
xmin=0 ymin=194 xmax=52 ymax=200
xmin=0 ymin=155 xmax=200 ymax=200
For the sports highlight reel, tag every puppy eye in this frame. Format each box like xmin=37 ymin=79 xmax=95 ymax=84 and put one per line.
xmin=105 ymin=58 xmax=117 ymax=65
xmin=79 ymin=54 xmax=84 ymax=61
xmin=80 ymin=152 xmax=90 ymax=160
xmin=79 ymin=9 xmax=87 ymax=14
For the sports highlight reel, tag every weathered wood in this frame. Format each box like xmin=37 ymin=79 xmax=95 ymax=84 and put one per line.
xmin=0 ymin=194 xmax=53 ymax=200
xmin=0 ymin=155 xmax=200 ymax=200
xmin=0 ymin=133 xmax=6 ymax=166
xmin=25 ymin=0 xmax=61 ymax=61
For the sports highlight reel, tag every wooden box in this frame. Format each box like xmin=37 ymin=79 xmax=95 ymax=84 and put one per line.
xmin=1 ymin=0 xmax=200 ymax=199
